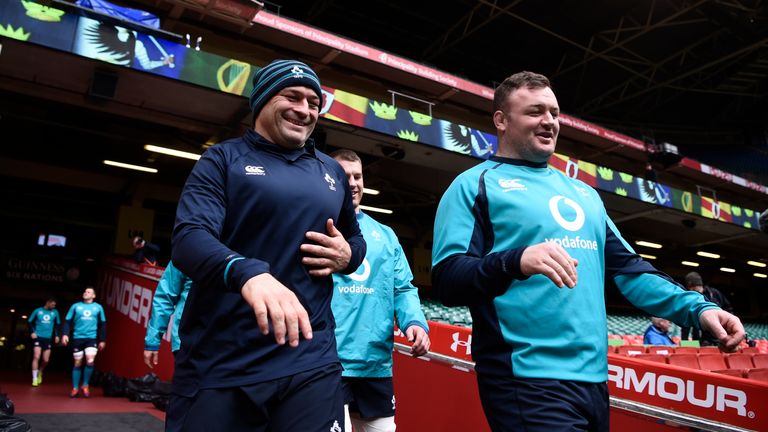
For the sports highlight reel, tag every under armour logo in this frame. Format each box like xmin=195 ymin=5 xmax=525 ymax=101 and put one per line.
xmin=450 ymin=332 xmax=472 ymax=355
xmin=392 ymin=395 xmax=396 ymax=410
xmin=330 ymin=420 xmax=342 ymax=432
xmin=291 ymin=65 xmax=305 ymax=78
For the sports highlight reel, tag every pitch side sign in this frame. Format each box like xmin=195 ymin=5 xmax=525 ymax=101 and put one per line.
xmin=608 ymin=354 xmax=767 ymax=430
xmin=400 ymin=322 xmax=768 ymax=430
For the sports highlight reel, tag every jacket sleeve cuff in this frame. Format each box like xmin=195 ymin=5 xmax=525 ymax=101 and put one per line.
xmin=402 ymin=321 xmax=430 ymax=334
xmin=226 ymin=257 xmax=271 ymax=292
xmin=500 ymin=247 xmax=528 ymax=279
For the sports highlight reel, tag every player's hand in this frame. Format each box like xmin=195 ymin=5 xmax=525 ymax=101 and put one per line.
xmin=520 ymin=242 xmax=578 ymax=288
xmin=406 ymin=325 xmax=430 ymax=357
xmin=301 ymin=218 xmax=352 ymax=277
xmin=699 ymin=309 xmax=745 ymax=352
xmin=54 ymin=336 xmax=60 ymax=345
xmin=241 ymin=273 xmax=312 ymax=347
xmin=30 ymin=332 xmax=37 ymax=339
xmin=98 ymin=341 xmax=106 ymax=351
xmin=144 ymin=350 xmax=159 ymax=369
xmin=61 ymin=335 xmax=69 ymax=346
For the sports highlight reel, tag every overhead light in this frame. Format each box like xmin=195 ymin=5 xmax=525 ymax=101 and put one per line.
xmin=363 ymin=187 xmax=380 ymax=195
xmin=696 ymin=251 xmax=720 ymax=259
xmin=747 ymin=260 xmax=767 ymax=268
xmin=754 ymin=273 xmax=767 ymax=279
xmin=103 ymin=160 xmax=158 ymax=173
xmin=638 ymin=254 xmax=656 ymax=260
xmin=681 ymin=261 xmax=699 ymax=267
xmin=9 ymin=309 xmax=15 ymax=313
xmin=360 ymin=204 xmax=392 ymax=214
xmin=720 ymin=267 xmax=736 ymax=273
xmin=635 ymin=240 xmax=662 ymax=249
xmin=144 ymin=144 xmax=201 ymax=161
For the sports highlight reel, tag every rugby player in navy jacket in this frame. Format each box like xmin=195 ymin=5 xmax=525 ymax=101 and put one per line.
xmin=169 ymin=59 xmax=366 ymax=432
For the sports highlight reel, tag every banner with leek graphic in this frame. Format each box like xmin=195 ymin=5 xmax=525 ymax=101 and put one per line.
xmin=1 ymin=0 xmax=762 ymax=230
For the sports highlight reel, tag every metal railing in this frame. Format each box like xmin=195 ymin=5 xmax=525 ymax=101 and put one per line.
xmin=393 ymin=342 xmax=755 ymax=432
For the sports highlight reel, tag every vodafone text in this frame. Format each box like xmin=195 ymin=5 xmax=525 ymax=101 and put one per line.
xmin=608 ymin=365 xmax=748 ymax=416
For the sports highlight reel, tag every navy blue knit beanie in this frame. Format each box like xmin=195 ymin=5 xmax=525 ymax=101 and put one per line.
xmin=249 ymin=59 xmax=322 ymax=118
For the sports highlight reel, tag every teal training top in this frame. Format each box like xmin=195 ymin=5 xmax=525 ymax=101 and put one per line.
xmin=432 ymin=157 xmax=718 ymax=382
xmin=332 ymin=211 xmax=428 ymax=378
xmin=144 ymin=261 xmax=192 ymax=352
xmin=64 ymin=302 xmax=106 ymax=340
xmin=28 ymin=307 xmax=60 ymax=339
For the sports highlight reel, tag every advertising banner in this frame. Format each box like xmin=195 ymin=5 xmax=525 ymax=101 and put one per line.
xmin=96 ymin=257 xmax=174 ymax=381
xmin=2 ymin=1 xmax=764 ymax=227
xmin=608 ymin=354 xmax=768 ymax=431
xmin=395 ymin=321 xmax=768 ymax=431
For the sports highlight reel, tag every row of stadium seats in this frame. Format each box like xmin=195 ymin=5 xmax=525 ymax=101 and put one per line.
xmin=613 ymin=345 xmax=766 ymax=356
xmin=421 ymin=300 xmax=768 ymax=342
xmin=609 ymin=334 xmax=768 ymax=353
xmin=614 ymin=348 xmax=768 ymax=369
xmin=616 ymin=351 xmax=768 ymax=382
xmin=606 ymin=314 xmax=768 ymax=340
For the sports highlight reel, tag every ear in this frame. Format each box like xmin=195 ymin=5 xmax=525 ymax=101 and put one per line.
xmin=493 ymin=110 xmax=506 ymax=131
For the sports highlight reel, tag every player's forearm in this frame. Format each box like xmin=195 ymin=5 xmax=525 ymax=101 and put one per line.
xmin=432 ymin=248 xmax=527 ymax=306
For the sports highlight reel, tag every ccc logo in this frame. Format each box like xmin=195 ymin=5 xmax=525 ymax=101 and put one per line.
xmin=548 ymin=196 xmax=585 ymax=232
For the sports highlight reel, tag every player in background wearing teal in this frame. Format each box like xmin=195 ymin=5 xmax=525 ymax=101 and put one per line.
xmin=331 ymin=150 xmax=430 ymax=432
xmin=431 ymin=71 xmax=745 ymax=431
xmin=143 ymin=261 xmax=192 ymax=368
xmin=28 ymin=298 xmax=60 ymax=387
xmin=61 ymin=287 xmax=107 ymax=398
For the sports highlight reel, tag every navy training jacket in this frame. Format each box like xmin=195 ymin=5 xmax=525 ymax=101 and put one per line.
xmin=171 ymin=129 xmax=365 ymax=396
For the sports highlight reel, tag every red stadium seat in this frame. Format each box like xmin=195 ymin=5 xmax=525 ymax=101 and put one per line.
xmin=667 ymin=354 xmax=700 ymax=369
xmin=674 ymin=346 xmax=699 ymax=354
xmin=745 ymin=368 xmax=768 ymax=382
xmin=647 ymin=346 xmax=673 ymax=355
xmin=740 ymin=347 xmax=759 ymax=354
xmin=725 ymin=354 xmax=754 ymax=369
xmin=698 ymin=346 xmax=721 ymax=354
xmin=616 ymin=345 xmax=646 ymax=356
xmin=622 ymin=335 xmax=644 ymax=346
xmin=713 ymin=369 xmax=745 ymax=378
xmin=753 ymin=354 xmax=768 ymax=368
xmin=698 ymin=354 xmax=728 ymax=371
xmin=634 ymin=354 xmax=667 ymax=364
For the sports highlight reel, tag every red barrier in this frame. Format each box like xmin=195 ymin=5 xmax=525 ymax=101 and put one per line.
xmin=608 ymin=354 xmax=768 ymax=430
xmin=393 ymin=322 xmax=768 ymax=432
xmin=95 ymin=258 xmax=175 ymax=381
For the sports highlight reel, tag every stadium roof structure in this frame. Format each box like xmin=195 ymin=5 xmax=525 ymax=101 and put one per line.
xmin=0 ymin=0 xmax=766 ymax=315
xmin=274 ymin=0 xmax=768 ymax=184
